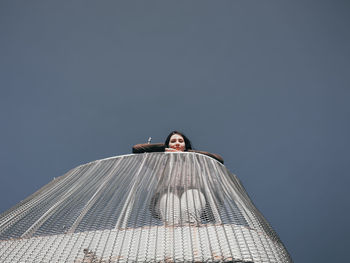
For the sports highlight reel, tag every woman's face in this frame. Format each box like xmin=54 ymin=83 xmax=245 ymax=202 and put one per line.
xmin=168 ymin=134 xmax=186 ymax=151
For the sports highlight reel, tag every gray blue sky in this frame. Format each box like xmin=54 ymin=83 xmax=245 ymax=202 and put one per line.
xmin=1 ymin=1 xmax=349 ymax=262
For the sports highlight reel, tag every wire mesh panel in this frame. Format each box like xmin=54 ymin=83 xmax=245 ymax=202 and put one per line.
xmin=0 ymin=152 xmax=292 ymax=262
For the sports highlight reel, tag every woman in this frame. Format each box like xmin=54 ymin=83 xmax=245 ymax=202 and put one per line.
xmin=132 ymin=131 xmax=223 ymax=164
xmin=133 ymin=131 xmax=223 ymax=225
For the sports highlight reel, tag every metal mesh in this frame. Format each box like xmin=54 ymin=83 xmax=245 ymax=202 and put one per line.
xmin=0 ymin=152 xmax=292 ymax=262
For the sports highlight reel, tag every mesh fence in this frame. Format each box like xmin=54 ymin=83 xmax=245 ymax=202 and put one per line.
xmin=0 ymin=152 xmax=292 ymax=262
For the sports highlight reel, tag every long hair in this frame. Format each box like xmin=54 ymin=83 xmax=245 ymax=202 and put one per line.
xmin=164 ymin=131 xmax=193 ymax=151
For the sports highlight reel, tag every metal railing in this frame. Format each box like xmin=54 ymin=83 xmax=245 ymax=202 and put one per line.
xmin=0 ymin=152 xmax=292 ymax=262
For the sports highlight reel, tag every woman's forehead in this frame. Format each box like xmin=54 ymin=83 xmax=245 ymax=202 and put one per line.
xmin=170 ymin=134 xmax=183 ymax=140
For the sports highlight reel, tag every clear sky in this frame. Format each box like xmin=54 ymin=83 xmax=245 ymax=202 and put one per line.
xmin=1 ymin=1 xmax=349 ymax=262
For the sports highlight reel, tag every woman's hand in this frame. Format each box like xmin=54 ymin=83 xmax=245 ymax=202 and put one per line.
xmin=165 ymin=148 xmax=181 ymax=152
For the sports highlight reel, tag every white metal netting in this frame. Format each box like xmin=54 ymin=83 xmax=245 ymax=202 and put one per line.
xmin=0 ymin=152 xmax=292 ymax=262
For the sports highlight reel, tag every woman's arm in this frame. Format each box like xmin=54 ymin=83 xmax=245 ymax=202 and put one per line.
xmin=132 ymin=143 xmax=224 ymax=163
xmin=132 ymin=143 xmax=166 ymax=153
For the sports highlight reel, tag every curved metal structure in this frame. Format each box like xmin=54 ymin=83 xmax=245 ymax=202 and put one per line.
xmin=0 ymin=152 xmax=292 ymax=262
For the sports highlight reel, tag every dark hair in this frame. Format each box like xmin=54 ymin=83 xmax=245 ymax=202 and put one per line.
xmin=164 ymin=130 xmax=192 ymax=151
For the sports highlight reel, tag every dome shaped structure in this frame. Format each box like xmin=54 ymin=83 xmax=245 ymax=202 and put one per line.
xmin=0 ymin=152 xmax=292 ymax=262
